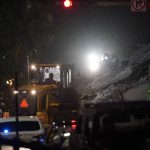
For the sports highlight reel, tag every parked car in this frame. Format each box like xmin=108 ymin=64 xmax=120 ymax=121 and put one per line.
xmin=0 ymin=116 xmax=45 ymax=143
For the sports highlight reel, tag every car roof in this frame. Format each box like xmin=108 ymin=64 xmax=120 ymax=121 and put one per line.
xmin=0 ymin=116 xmax=40 ymax=122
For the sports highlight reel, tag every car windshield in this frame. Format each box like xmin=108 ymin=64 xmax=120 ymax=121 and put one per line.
xmin=0 ymin=121 xmax=40 ymax=132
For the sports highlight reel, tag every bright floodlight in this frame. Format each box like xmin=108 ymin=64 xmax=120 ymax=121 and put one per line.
xmin=104 ymin=56 xmax=108 ymax=60
xmin=56 ymin=65 xmax=60 ymax=69
xmin=31 ymin=89 xmax=36 ymax=95
xmin=31 ymin=64 xmax=36 ymax=71
xmin=89 ymin=63 xmax=99 ymax=71
xmin=87 ymin=53 xmax=100 ymax=72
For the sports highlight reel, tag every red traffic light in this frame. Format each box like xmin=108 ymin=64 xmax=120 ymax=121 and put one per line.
xmin=64 ymin=0 xmax=72 ymax=8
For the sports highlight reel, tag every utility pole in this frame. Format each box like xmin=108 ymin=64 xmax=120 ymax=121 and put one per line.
xmin=14 ymin=71 xmax=19 ymax=139
xmin=27 ymin=54 xmax=30 ymax=85
xmin=14 ymin=58 xmax=19 ymax=150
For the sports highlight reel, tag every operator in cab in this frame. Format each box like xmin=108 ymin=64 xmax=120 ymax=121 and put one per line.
xmin=45 ymin=73 xmax=56 ymax=84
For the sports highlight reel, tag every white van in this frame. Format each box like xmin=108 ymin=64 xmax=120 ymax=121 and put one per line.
xmin=0 ymin=116 xmax=45 ymax=143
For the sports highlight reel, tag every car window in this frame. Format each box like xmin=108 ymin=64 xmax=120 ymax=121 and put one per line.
xmin=0 ymin=121 xmax=40 ymax=132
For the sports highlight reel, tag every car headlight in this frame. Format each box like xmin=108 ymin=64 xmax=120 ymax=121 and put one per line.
xmin=32 ymin=135 xmax=46 ymax=143
xmin=63 ymin=132 xmax=70 ymax=137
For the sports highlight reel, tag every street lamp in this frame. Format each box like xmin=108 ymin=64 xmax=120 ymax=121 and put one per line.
xmin=31 ymin=64 xmax=37 ymax=71
xmin=30 ymin=64 xmax=37 ymax=83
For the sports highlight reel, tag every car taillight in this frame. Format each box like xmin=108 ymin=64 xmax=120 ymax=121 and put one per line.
xmin=71 ymin=120 xmax=77 ymax=130
xmin=71 ymin=124 xmax=77 ymax=130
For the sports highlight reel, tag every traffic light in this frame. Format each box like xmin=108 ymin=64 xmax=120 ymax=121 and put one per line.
xmin=63 ymin=0 xmax=72 ymax=8
xmin=56 ymin=0 xmax=79 ymax=9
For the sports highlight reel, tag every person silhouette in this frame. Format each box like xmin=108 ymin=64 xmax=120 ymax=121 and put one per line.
xmin=45 ymin=73 xmax=56 ymax=84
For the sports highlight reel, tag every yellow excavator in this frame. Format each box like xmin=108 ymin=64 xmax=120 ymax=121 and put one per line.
xmin=18 ymin=64 xmax=79 ymax=125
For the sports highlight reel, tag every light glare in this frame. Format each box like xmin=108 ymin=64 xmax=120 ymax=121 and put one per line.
xmin=19 ymin=147 xmax=31 ymax=150
xmin=87 ymin=53 xmax=100 ymax=72
xmin=104 ymin=56 xmax=108 ymax=59
xmin=64 ymin=0 xmax=72 ymax=7
xmin=31 ymin=89 xmax=36 ymax=95
xmin=13 ymin=91 xmax=19 ymax=94
xmin=56 ymin=65 xmax=60 ymax=69
xmin=71 ymin=120 xmax=76 ymax=123
xmin=89 ymin=63 xmax=99 ymax=71
xmin=31 ymin=64 xmax=36 ymax=71
xmin=3 ymin=129 xmax=9 ymax=134
xmin=64 ymin=132 xmax=70 ymax=137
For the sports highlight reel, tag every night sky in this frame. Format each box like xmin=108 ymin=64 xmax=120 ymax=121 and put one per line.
xmin=1 ymin=1 xmax=150 ymax=79
xmin=49 ymin=5 xmax=150 ymax=69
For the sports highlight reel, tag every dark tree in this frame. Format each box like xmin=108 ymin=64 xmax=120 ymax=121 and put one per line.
xmin=0 ymin=0 xmax=56 ymax=110
xmin=0 ymin=0 xmax=55 ymax=84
